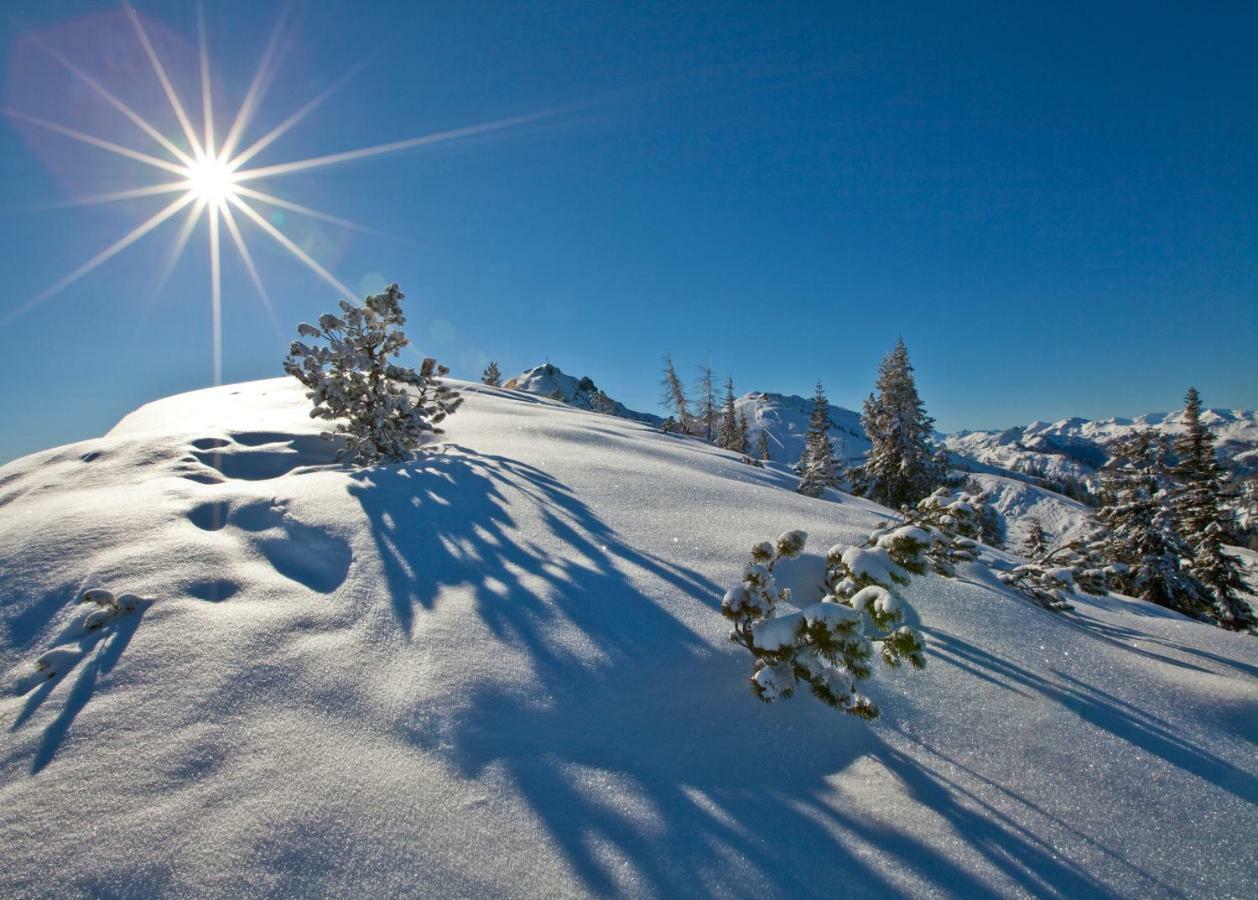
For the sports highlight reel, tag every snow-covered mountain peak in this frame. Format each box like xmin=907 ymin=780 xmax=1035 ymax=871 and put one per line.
xmin=503 ymin=362 xmax=662 ymax=425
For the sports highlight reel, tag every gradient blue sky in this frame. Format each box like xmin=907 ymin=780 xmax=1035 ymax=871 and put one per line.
xmin=1 ymin=1 xmax=1255 ymax=463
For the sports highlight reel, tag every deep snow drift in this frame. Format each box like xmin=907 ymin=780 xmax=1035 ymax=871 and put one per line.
xmin=1 ymin=379 xmax=1256 ymax=898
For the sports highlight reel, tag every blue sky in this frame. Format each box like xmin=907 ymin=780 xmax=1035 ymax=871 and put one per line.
xmin=1 ymin=1 xmax=1255 ymax=462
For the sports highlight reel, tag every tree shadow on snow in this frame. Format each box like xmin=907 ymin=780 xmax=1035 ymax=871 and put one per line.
xmin=7 ymin=599 xmax=150 ymax=774
xmin=346 ymin=448 xmax=1118 ymax=897
xmin=929 ymin=629 xmax=1258 ymax=805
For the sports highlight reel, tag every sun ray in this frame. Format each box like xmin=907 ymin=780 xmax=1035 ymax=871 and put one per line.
xmin=232 ymin=184 xmax=390 ymax=238
xmin=217 ymin=5 xmax=292 ymax=163
xmin=152 ymin=197 xmax=207 ymax=296
xmin=227 ymin=194 xmax=355 ymax=299
xmin=233 ymin=109 xmax=557 ymax=182
xmin=208 ymin=200 xmax=222 ymax=383
xmin=226 ymin=51 xmax=379 ymax=172
xmin=4 ymin=181 xmax=190 ymax=213
xmin=219 ymin=200 xmax=282 ymax=334
xmin=29 ymin=34 xmax=195 ymax=167
xmin=3 ymin=192 xmax=196 ymax=325
xmin=2 ymin=107 xmax=189 ymax=176
xmin=196 ymin=2 xmax=216 ymax=161
xmin=125 ymin=3 xmax=204 ymax=159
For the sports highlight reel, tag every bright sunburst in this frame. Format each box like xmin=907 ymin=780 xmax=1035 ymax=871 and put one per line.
xmin=4 ymin=3 xmax=553 ymax=382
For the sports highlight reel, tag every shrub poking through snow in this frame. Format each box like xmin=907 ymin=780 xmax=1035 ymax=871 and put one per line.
xmin=999 ymin=534 xmax=1115 ymax=612
xmin=284 ymin=283 xmax=462 ymax=466
xmin=78 ymin=588 xmax=138 ymax=632
xmin=721 ymin=530 xmax=926 ymax=720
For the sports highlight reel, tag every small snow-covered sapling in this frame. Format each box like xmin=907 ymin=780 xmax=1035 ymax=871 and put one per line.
xmin=79 ymin=588 xmax=138 ymax=631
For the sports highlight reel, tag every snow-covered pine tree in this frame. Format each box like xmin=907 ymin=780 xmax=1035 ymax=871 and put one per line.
xmin=1023 ymin=519 xmax=1050 ymax=558
xmin=736 ymin=410 xmax=750 ymax=456
xmin=1172 ymin=387 xmax=1255 ymax=630
xmin=850 ymin=339 xmax=943 ymax=509
xmin=1193 ymin=522 xmax=1255 ymax=630
xmin=694 ymin=360 xmax=717 ymax=442
xmin=1096 ymin=430 xmax=1210 ymax=618
xmin=756 ymin=428 xmax=771 ymax=461
xmin=721 ymin=529 xmax=925 ymax=719
xmin=796 ymin=381 xmax=840 ymax=498
xmin=284 ymin=283 xmax=462 ymax=466
xmin=481 ymin=361 xmax=502 ymax=386
xmin=717 ymin=376 xmax=739 ymax=450
xmin=660 ymin=355 xmax=691 ymax=433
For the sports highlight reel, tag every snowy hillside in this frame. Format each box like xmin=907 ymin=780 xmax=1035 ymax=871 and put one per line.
xmin=961 ymin=471 xmax=1096 ymax=549
xmin=737 ymin=391 xmax=870 ymax=466
xmin=2 ymin=379 xmax=1257 ymax=897
xmin=504 ymin=363 xmax=663 ymax=426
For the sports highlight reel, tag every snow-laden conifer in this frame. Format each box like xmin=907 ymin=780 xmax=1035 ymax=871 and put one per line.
xmin=720 ymin=530 xmax=925 ymax=719
xmin=1171 ymin=388 xmax=1255 ymax=629
xmin=283 ymin=283 xmax=462 ymax=466
xmin=795 ymin=381 xmax=840 ymax=498
xmin=481 ymin=361 xmax=503 ymax=387
xmin=1096 ymin=430 xmax=1209 ymax=618
xmin=850 ymin=339 xmax=944 ymax=508
xmin=1023 ymin=519 xmax=1050 ymax=559
xmin=1000 ymin=529 xmax=1115 ymax=611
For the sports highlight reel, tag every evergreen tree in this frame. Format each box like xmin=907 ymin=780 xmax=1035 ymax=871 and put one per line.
xmin=756 ymin=428 xmax=771 ymax=461
xmin=736 ymin=410 xmax=750 ymax=455
xmin=1096 ymin=430 xmax=1210 ymax=618
xmin=481 ymin=361 xmax=502 ymax=387
xmin=850 ymin=339 xmax=944 ymax=509
xmin=1172 ymin=387 xmax=1255 ymax=629
xmin=660 ymin=355 xmax=690 ymax=432
xmin=717 ymin=376 xmax=739 ymax=450
xmin=284 ymin=283 xmax=462 ymax=466
xmin=796 ymin=381 xmax=840 ymax=498
xmin=1023 ymin=519 xmax=1050 ymax=559
xmin=1193 ymin=522 xmax=1256 ymax=630
xmin=694 ymin=359 xmax=718 ymax=442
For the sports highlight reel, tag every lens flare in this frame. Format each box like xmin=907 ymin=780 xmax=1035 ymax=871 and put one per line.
xmin=4 ymin=2 xmax=557 ymax=383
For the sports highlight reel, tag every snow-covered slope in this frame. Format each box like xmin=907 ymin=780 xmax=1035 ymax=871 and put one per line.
xmin=504 ymin=363 xmax=663 ymax=426
xmin=737 ymin=391 xmax=869 ymax=466
xmin=2 ymin=380 xmax=1256 ymax=897
xmin=961 ymin=471 xmax=1096 ymax=550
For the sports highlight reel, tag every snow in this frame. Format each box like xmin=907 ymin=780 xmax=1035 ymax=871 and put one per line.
xmin=961 ymin=470 xmax=1095 ymax=549
xmin=736 ymin=390 xmax=869 ymax=467
xmin=1 ymin=377 xmax=1256 ymax=897
xmin=945 ymin=406 xmax=1258 ymax=487
xmin=503 ymin=362 xmax=662 ymax=426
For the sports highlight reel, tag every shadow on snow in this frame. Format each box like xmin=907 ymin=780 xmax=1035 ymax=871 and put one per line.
xmin=346 ymin=447 xmax=1119 ymax=897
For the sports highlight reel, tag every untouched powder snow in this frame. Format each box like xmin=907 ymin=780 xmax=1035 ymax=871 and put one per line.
xmin=1 ymin=378 xmax=1256 ymax=898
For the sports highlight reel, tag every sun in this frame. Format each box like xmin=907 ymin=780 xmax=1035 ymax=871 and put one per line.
xmin=4 ymin=3 xmax=556 ymax=383
xmin=185 ymin=156 xmax=236 ymax=205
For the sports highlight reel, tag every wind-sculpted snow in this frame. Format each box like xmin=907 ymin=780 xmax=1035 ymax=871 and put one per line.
xmin=0 ymin=378 xmax=1255 ymax=897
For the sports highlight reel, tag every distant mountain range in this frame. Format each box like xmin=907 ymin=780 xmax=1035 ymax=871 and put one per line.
xmin=502 ymin=364 xmax=1258 ymax=496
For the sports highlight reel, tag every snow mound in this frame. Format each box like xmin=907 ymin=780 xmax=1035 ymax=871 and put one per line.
xmin=1 ymin=378 xmax=1256 ymax=897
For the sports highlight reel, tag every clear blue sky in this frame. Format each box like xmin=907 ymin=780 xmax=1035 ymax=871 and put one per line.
xmin=1 ymin=1 xmax=1255 ymax=463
